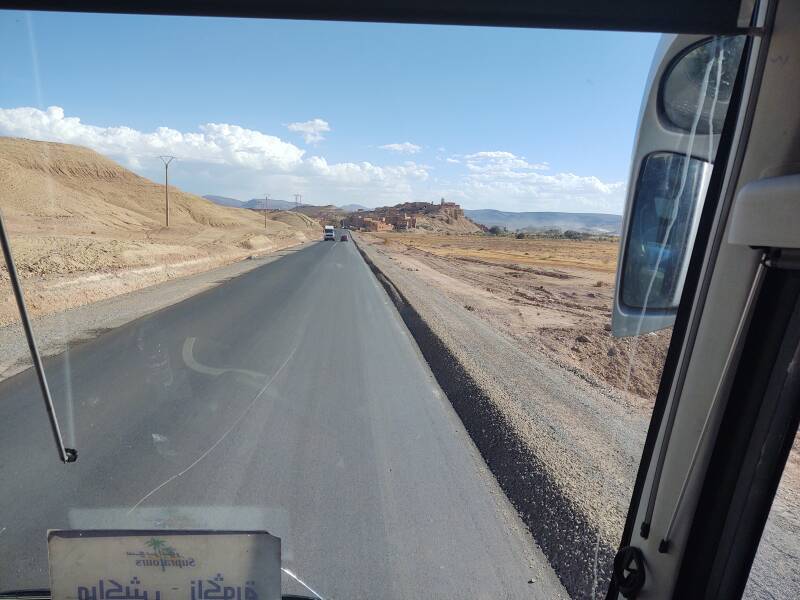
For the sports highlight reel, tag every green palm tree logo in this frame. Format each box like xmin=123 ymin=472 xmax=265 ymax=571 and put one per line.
xmin=146 ymin=538 xmax=166 ymax=555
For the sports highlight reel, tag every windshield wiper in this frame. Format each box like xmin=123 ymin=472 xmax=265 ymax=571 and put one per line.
xmin=0 ymin=210 xmax=77 ymax=464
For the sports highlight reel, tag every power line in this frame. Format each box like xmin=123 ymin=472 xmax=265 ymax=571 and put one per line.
xmin=158 ymin=156 xmax=176 ymax=227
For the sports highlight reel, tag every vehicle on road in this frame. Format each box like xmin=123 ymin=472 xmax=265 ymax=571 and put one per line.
xmin=340 ymin=234 xmax=348 ymax=242
xmin=323 ymin=225 xmax=335 ymax=241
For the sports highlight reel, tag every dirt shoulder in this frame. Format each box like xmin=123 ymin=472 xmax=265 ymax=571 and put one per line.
xmin=356 ymin=232 xmax=646 ymax=597
xmin=365 ymin=232 xmax=669 ymax=401
xmin=357 ymin=231 xmax=800 ymax=600
xmin=0 ymin=229 xmax=312 ymax=327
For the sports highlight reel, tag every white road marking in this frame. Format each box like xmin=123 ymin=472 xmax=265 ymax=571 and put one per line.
xmin=182 ymin=337 xmax=266 ymax=380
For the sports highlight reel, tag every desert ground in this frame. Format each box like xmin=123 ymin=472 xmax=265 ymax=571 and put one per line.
xmin=358 ymin=231 xmax=799 ymax=599
xmin=0 ymin=137 xmax=320 ymax=325
xmin=364 ymin=231 xmax=671 ymax=401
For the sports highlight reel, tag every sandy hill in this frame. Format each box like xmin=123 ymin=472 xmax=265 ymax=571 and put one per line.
xmin=0 ymin=137 xmax=317 ymax=234
xmin=345 ymin=201 xmax=482 ymax=235
xmin=269 ymin=211 xmax=319 ymax=229
xmin=0 ymin=137 xmax=319 ymax=324
xmin=414 ymin=212 xmax=482 ymax=234
xmin=291 ymin=204 xmax=348 ymax=225
xmin=203 ymin=194 xmax=244 ymax=207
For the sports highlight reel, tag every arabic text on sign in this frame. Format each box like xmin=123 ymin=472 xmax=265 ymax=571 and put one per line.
xmin=191 ymin=574 xmax=258 ymax=600
xmin=76 ymin=577 xmax=160 ymax=600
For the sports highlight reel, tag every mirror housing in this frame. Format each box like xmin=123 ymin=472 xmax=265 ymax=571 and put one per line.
xmin=612 ymin=34 xmax=744 ymax=337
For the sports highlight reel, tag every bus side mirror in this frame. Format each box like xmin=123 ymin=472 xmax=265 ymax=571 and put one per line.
xmin=612 ymin=35 xmax=744 ymax=337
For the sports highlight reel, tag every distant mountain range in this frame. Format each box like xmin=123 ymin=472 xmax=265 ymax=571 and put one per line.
xmin=203 ymin=195 xmax=296 ymax=210
xmin=203 ymin=195 xmax=365 ymax=212
xmin=203 ymin=195 xmax=244 ymax=207
xmin=464 ymin=209 xmax=622 ymax=234
xmin=339 ymin=203 xmax=369 ymax=212
xmin=242 ymin=198 xmax=296 ymax=210
xmin=203 ymin=197 xmax=621 ymax=233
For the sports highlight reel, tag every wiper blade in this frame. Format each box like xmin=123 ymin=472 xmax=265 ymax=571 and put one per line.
xmin=0 ymin=210 xmax=77 ymax=464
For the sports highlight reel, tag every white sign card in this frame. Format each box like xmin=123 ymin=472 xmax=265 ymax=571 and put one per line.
xmin=48 ymin=530 xmax=281 ymax=600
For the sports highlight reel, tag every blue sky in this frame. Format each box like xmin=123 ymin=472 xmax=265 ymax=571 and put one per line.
xmin=0 ymin=11 xmax=659 ymax=212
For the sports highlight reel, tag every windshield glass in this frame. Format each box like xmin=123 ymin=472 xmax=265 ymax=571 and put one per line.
xmin=0 ymin=11 xmax=793 ymax=600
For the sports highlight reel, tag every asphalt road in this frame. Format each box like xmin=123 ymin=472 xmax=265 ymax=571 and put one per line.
xmin=0 ymin=233 xmax=564 ymax=598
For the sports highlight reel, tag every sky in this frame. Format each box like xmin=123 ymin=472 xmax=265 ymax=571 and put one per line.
xmin=0 ymin=11 xmax=659 ymax=213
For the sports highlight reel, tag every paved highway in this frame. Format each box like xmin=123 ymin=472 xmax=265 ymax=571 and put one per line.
xmin=0 ymin=234 xmax=564 ymax=598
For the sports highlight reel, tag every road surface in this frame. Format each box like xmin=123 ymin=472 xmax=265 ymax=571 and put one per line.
xmin=0 ymin=234 xmax=564 ymax=598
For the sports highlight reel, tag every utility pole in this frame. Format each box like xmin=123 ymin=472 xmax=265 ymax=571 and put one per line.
xmin=159 ymin=156 xmax=175 ymax=227
xmin=264 ymin=194 xmax=270 ymax=229
xmin=294 ymin=193 xmax=302 ymax=209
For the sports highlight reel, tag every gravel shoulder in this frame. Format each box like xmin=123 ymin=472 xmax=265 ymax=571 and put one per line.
xmin=355 ymin=232 xmax=800 ymax=600
xmin=0 ymin=242 xmax=315 ymax=381
xmin=365 ymin=231 xmax=670 ymax=400
xmin=356 ymin=233 xmax=641 ymax=597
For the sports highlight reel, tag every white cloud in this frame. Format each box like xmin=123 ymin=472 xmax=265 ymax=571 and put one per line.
xmin=457 ymin=150 xmax=624 ymax=212
xmin=304 ymin=156 xmax=428 ymax=193
xmin=379 ymin=142 xmax=422 ymax=154
xmin=463 ymin=151 xmax=549 ymax=173
xmin=0 ymin=106 xmax=624 ymax=212
xmin=0 ymin=105 xmax=430 ymax=206
xmin=286 ymin=118 xmax=330 ymax=144
xmin=0 ymin=106 xmax=305 ymax=170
